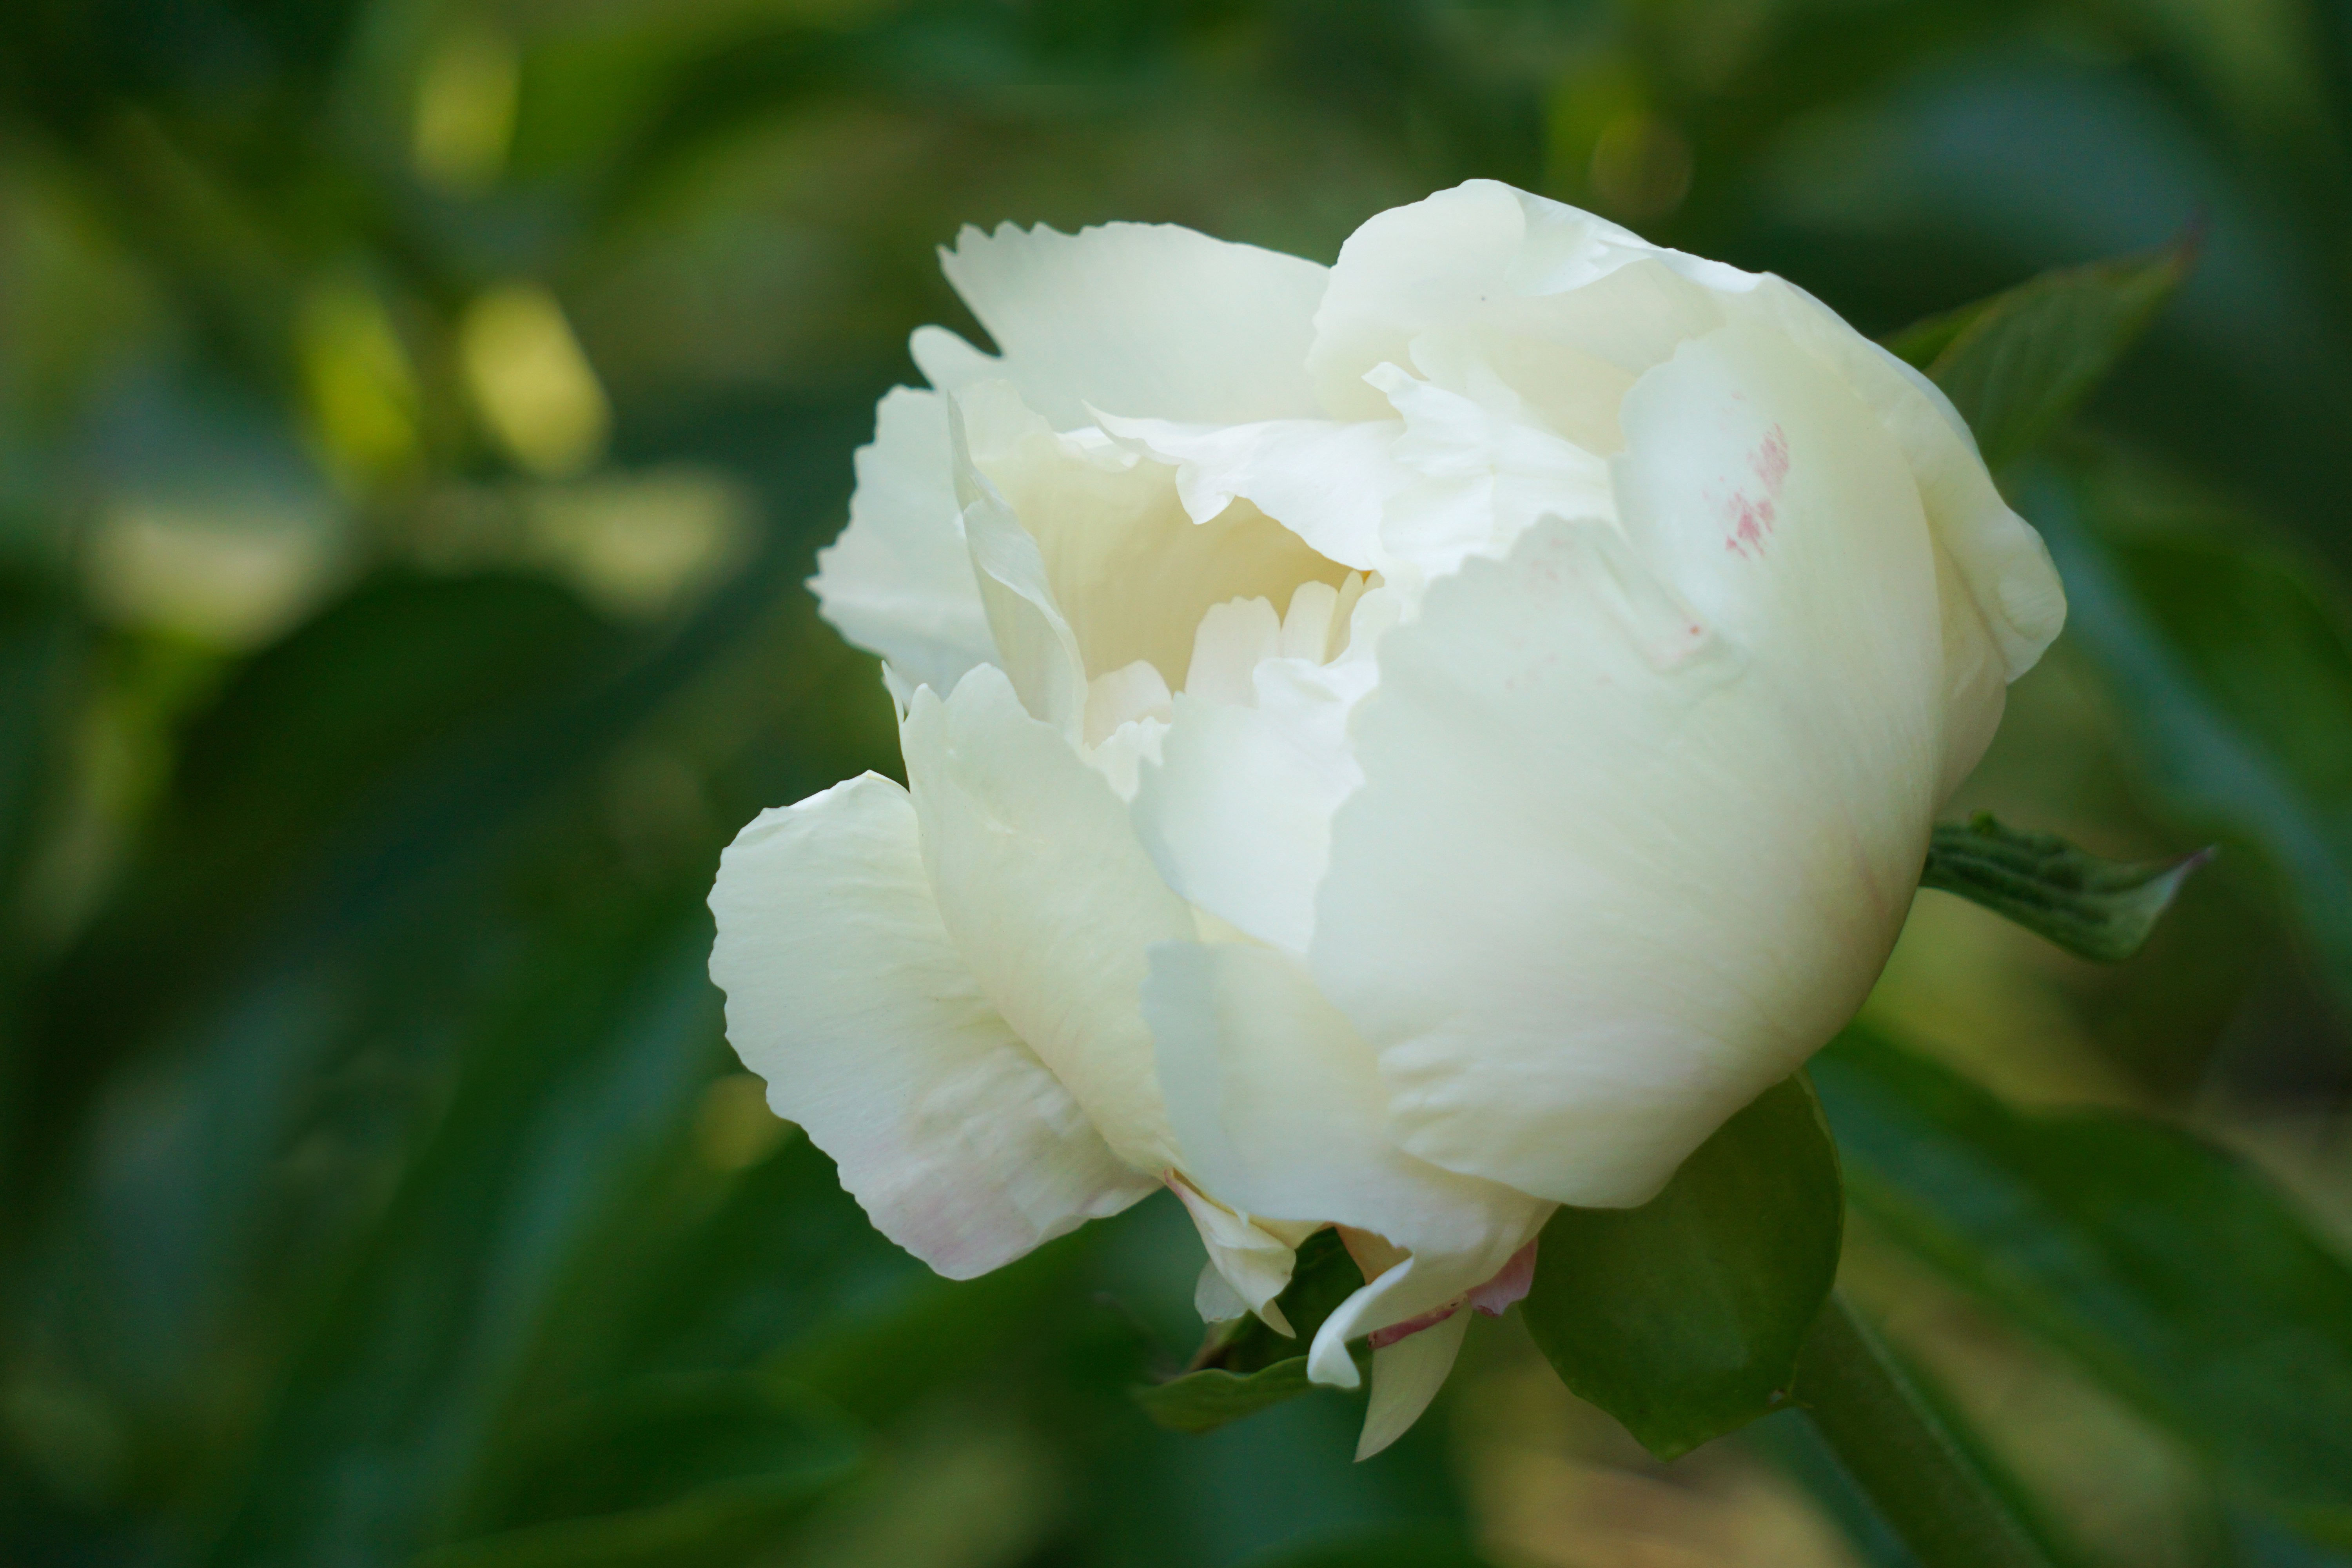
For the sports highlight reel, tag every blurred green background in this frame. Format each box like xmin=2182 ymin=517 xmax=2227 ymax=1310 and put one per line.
xmin=2 ymin=1 xmax=2349 ymax=1564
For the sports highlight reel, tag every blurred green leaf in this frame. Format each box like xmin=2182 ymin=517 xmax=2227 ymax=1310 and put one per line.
xmin=418 ymin=1373 xmax=860 ymax=1568
xmin=1887 ymin=243 xmax=2192 ymax=471
xmin=1921 ymin=812 xmax=2210 ymax=962
xmin=16 ymin=572 xmax=623 ymax=1191
xmin=1134 ymin=1227 xmax=1366 ymax=1435
xmin=197 ymin=896 xmax=726 ymax=1568
xmin=0 ymin=577 xmax=83 ymax=916
xmin=2027 ymin=463 xmax=2352 ymax=1012
xmin=1520 ymin=1075 xmax=1844 ymax=1459
xmin=1814 ymin=1026 xmax=2352 ymax=1545
xmin=1238 ymin=1522 xmax=1502 ymax=1567
xmin=1133 ymin=1357 xmax=1319 ymax=1437
xmin=1744 ymin=1410 xmax=1927 ymax=1568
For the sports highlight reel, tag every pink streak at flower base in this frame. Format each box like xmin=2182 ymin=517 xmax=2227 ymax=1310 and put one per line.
xmin=1363 ymin=1237 xmax=1541 ymax=1350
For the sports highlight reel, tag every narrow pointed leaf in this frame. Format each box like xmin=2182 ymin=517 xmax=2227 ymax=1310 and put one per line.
xmin=1814 ymin=1027 xmax=2352 ymax=1545
xmin=1920 ymin=813 xmax=2210 ymax=962
xmin=1519 ymin=1075 xmax=1844 ymax=1459
xmin=2025 ymin=463 xmax=2352 ymax=1014
xmin=1885 ymin=241 xmax=2192 ymax=471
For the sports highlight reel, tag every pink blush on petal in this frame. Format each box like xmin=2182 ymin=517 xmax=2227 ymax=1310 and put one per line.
xmin=1469 ymin=1238 xmax=1539 ymax=1317
xmin=1362 ymin=1238 xmax=1543 ymax=1350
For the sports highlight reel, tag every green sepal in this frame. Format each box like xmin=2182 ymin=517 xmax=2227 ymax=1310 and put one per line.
xmin=1520 ymin=1075 xmax=1844 ymax=1459
xmin=1922 ymin=813 xmax=2211 ymax=962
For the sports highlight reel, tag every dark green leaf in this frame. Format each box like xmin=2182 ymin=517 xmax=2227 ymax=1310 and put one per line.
xmin=1744 ymin=1410 xmax=1926 ymax=1568
xmin=196 ymin=898 xmax=728 ymax=1568
xmin=1133 ymin=1357 xmax=1319 ymax=1436
xmin=1239 ymin=1522 xmax=1502 ymax=1567
xmin=2025 ymin=463 xmax=2352 ymax=1013
xmin=1815 ymin=1027 xmax=2352 ymax=1544
xmin=417 ymin=1373 xmax=859 ymax=1568
xmin=1133 ymin=1227 xmax=1365 ymax=1434
xmin=1520 ymin=1075 xmax=1844 ymax=1459
xmin=1887 ymin=242 xmax=2192 ymax=471
xmin=1920 ymin=813 xmax=2210 ymax=962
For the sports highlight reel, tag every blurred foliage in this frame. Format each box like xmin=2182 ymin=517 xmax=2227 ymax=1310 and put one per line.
xmin=1 ymin=0 xmax=2350 ymax=1565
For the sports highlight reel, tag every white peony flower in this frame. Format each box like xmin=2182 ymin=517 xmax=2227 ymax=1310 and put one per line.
xmin=708 ymin=180 xmax=2065 ymax=1458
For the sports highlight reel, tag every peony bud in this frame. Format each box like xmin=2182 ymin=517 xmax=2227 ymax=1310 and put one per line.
xmin=708 ymin=180 xmax=2065 ymax=1457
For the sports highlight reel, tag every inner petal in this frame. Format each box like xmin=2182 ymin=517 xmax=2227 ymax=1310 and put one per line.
xmin=965 ymin=394 xmax=1352 ymax=693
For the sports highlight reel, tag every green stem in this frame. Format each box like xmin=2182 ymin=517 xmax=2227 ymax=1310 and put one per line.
xmin=1796 ymin=1289 xmax=2054 ymax=1568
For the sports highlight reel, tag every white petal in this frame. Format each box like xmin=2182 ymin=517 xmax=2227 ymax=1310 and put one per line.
xmin=1083 ymin=659 xmax=1174 ymax=749
xmin=1357 ymin=1308 xmax=1471 ymax=1461
xmin=953 ymin=381 xmax=1349 ymax=703
xmin=1133 ymin=678 xmax=1357 ymax=955
xmin=1312 ymin=181 xmax=1738 ymax=445
xmin=912 ymin=220 xmax=1329 ymax=430
xmin=709 ymin=775 xmax=1152 ymax=1279
xmin=1737 ymin=278 xmax=2066 ymax=688
xmin=1368 ymin=361 xmax=1617 ymax=577
xmin=948 ymin=382 xmax=1089 ymax=733
xmin=1314 ymin=316 xmax=1958 ymax=1209
xmin=1092 ymin=412 xmax=1405 ymax=571
xmin=904 ymin=665 xmax=1196 ymax=1172
xmin=1143 ymin=940 xmax=1551 ymax=1389
xmin=1168 ymin=1171 xmax=1298 ymax=1334
xmin=811 ymin=388 xmax=997 ymax=695
xmin=1195 ymin=1259 xmax=1250 ymax=1324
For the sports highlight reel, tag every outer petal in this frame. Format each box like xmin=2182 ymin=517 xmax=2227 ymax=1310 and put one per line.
xmin=1738 ymin=278 xmax=2066 ymax=689
xmin=911 ymin=220 xmax=1329 ymax=430
xmin=1357 ymin=1308 xmax=1471 ymax=1461
xmin=709 ymin=775 xmax=1152 ymax=1279
xmin=1144 ymin=940 xmax=1551 ymax=1392
xmin=1310 ymin=180 xmax=1739 ymax=446
xmin=905 ymin=664 xmax=1196 ymax=1173
xmin=810 ymin=388 xmax=996 ymax=695
xmin=1314 ymin=315 xmax=1955 ymax=1209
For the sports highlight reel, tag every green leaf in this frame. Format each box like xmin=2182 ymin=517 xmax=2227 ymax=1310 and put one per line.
xmin=1520 ymin=1075 xmax=1844 ymax=1459
xmin=2025 ymin=463 xmax=2352 ymax=1014
xmin=1886 ymin=241 xmax=2192 ymax=471
xmin=1132 ymin=1357 xmax=1320 ymax=1436
xmin=196 ymin=897 xmax=730 ymax=1568
xmin=1920 ymin=813 xmax=2210 ymax=962
xmin=1813 ymin=1026 xmax=2352 ymax=1545
xmin=1134 ymin=1227 xmax=1366 ymax=1434
xmin=416 ymin=1373 xmax=860 ymax=1568
xmin=1239 ymin=1523 xmax=1503 ymax=1567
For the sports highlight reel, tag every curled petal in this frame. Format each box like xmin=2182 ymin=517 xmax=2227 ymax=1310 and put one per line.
xmin=708 ymin=775 xmax=1153 ymax=1278
xmin=1358 ymin=1307 xmax=1472 ymax=1461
